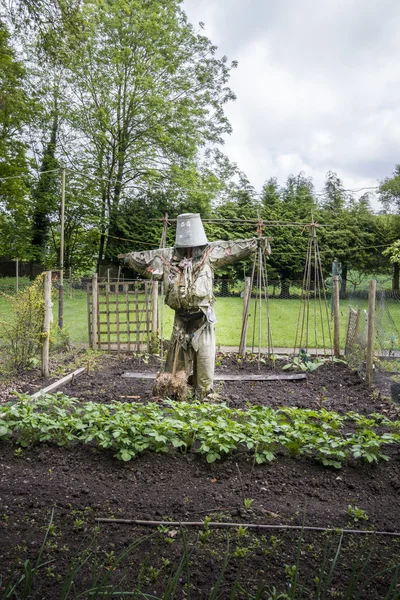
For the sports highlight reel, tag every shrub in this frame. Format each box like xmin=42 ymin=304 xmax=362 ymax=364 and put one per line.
xmin=0 ymin=275 xmax=47 ymax=373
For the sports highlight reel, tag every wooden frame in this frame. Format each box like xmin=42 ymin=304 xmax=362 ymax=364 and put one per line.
xmin=87 ymin=279 xmax=156 ymax=351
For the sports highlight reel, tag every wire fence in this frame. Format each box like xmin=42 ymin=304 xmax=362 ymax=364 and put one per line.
xmin=344 ymin=288 xmax=400 ymax=377
xmin=1 ymin=274 xmax=399 ymax=361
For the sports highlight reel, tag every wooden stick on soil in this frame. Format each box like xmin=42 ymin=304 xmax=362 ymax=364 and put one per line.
xmin=95 ymin=517 xmax=400 ymax=537
xmin=31 ymin=367 xmax=86 ymax=399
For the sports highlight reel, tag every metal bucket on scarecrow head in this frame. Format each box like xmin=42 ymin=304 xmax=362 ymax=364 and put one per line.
xmin=175 ymin=213 xmax=208 ymax=248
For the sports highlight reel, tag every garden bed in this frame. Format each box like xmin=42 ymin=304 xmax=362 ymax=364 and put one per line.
xmin=1 ymin=353 xmax=400 ymax=598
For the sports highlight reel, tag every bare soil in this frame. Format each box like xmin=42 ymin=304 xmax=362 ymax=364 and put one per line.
xmin=1 ymin=353 xmax=400 ymax=598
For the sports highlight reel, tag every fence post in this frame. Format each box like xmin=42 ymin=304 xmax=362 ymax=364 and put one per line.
xmin=239 ymin=277 xmax=251 ymax=356
xmin=366 ymin=279 xmax=377 ymax=387
xmin=91 ymin=274 xmax=98 ymax=349
xmin=152 ymin=281 xmax=158 ymax=335
xmin=333 ymin=275 xmax=340 ymax=357
xmin=42 ymin=271 xmax=52 ymax=377
xmin=58 ymin=168 xmax=66 ymax=329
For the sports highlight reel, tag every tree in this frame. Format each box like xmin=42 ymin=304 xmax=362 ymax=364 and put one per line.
xmin=61 ymin=0 xmax=237 ymax=267
xmin=30 ymin=96 xmax=60 ymax=262
xmin=380 ymin=216 xmax=400 ymax=293
xmin=379 ymin=164 xmax=400 ymax=213
xmin=261 ymin=172 xmax=316 ymax=297
xmin=378 ymin=166 xmax=400 ymax=291
xmin=383 ymin=240 xmax=400 ymax=294
xmin=317 ymin=171 xmax=360 ymax=295
xmin=0 ymin=21 xmax=33 ymax=260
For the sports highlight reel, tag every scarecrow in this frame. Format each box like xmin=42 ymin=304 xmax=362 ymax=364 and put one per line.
xmin=121 ymin=213 xmax=269 ymax=398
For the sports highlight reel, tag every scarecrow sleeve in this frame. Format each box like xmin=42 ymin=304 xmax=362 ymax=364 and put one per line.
xmin=120 ymin=247 xmax=173 ymax=280
xmin=208 ymin=238 xmax=270 ymax=269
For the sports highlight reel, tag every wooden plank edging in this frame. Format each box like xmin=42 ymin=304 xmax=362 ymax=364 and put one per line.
xmin=122 ymin=372 xmax=307 ymax=382
xmin=31 ymin=367 xmax=86 ymax=399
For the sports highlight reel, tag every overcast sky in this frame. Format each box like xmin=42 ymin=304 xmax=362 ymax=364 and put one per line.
xmin=183 ymin=0 xmax=400 ymax=208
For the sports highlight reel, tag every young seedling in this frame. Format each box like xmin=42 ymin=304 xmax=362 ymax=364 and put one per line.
xmin=243 ymin=498 xmax=254 ymax=510
xmin=73 ymin=518 xmax=85 ymax=530
xmin=347 ymin=505 xmax=369 ymax=523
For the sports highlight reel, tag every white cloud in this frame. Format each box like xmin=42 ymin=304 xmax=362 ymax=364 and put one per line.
xmin=184 ymin=0 xmax=400 ymax=208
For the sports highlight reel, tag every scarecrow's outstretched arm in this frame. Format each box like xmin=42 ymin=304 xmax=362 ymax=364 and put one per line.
xmin=119 ymin=247 xmax=173 ymax=280
xmin=208 ymin=238 xmax=270 ymax=269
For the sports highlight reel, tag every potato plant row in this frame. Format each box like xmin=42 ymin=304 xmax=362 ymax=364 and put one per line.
xmin=1 ymin=393 xmax=399 ymax=468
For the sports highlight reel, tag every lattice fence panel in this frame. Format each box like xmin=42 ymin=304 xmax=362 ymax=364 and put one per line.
xmin=87 ymin=279 xmax=156 ymax=352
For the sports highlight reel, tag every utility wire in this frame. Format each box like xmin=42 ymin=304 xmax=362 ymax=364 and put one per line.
xmin=107 ymin=230 xmax=394 ymax=256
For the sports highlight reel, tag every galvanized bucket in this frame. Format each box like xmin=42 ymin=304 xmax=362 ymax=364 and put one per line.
xmin=175 ymin=213 xmax=208 ymax=247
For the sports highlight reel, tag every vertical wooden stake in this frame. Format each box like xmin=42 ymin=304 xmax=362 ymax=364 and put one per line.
xmin=42 ymin=271 xmax=52 ymax=377
xmin=151 ymin=281 xmax=158 ymax=337
xmin=366 ymin=279 xmax=377 ymax=387
xmin=333 ymin=275 xmax=340 ymax=357
xmin=58 ymin=168 xmax=66 ymax=329
xmin=239 ymin=277 xmax=251 ymax=356
xmin=91 ymin=274 xmax=98 ymax=349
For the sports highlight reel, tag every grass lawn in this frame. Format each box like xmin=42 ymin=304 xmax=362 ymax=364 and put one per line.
xmin=1 ymin=286 xmax=398 ymax=350
xmin=0 ymin=289 xmax=355 ymax=349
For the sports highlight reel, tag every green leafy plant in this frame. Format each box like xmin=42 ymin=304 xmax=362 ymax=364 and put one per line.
xmin=1 ymin=393 xmax=399 ymax=470
xmin=282 ymin=356 xmax=326 ymax=373
xmin=243 ymin=498 xmax=254 ymax=510
xmin=73 ymin=518 xmax=85 ymax=530
xmin=347 ymin=505 xmax=369 ymax=523
xmin=0 ymin=275 xmax=46 ymax=373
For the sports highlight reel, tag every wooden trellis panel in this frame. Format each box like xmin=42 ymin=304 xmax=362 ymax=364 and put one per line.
xmin=87 ymin=278 xmax=157 ymax=352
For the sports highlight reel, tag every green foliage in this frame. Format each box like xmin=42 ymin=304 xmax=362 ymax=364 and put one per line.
xmin=0 ymin=275 xmax=70 ymax=372
xmin=1 ymin=393 xmax=399 ymax=468
xmin=59 ymin=0 xmax=237 ymax=263
xmin=243 ymin=498 xmax=254 ymax=510
xmin=261 ymin=173 xmax=316 ymax=289
xmin=1 ymin=517 xmax=399 ymax=599
xmin=0 ymin=275 xmax=46 ymax=373
xmin=379 ymin=164 xmax=400 ymax=213
xmin=282 ymin=356 xmax=327 ymax=373
xmin=316 ymin=173 xmax=381 ymax=289
xmin=383 ymin=240 xmax=400 ymax=265
xmin=30 ymin=106 xmax=61 ymax=263
xmin=347 ymin=505 xmax=369 ymax=523
xmin=0 ymin=21 xmax=35 ymax=260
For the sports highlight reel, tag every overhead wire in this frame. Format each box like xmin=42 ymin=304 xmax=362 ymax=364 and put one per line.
xmin=0 ymin=165 xmax=389 ymax=256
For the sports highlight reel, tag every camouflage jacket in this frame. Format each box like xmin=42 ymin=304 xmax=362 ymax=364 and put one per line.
xmin=124 ymin=239 xmax=268 ymax=313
